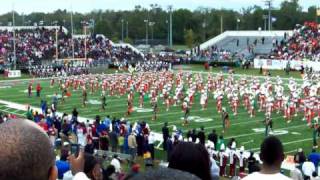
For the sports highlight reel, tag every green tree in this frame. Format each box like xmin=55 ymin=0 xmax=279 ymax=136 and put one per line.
xmin=184 ymin=29 xmax=194 ymax=48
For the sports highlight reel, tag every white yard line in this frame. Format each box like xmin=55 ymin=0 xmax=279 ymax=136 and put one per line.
xmin=250 ymin=137 xmax=312 ymax=152
xmin=0 ymin=99 xmax=94 ymax=123
xmin=176 ymin=69 xmax=304 ymax=82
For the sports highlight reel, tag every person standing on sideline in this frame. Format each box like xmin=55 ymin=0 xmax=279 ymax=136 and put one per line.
xmin=36 ymin=83 xmax=42 ymax=97
xmin=28 ymin=83 xmax=32 ymax=97
xmin=162 ymin=122 xmax=169 ymax=151
xmin=109 ymin=130 xmax=119 ymax=152
xmin=208 ymin=129 xmax=218 ymax=147
xmin=128 ymin=132 xmax=137 ymax=163
xmin=166 ymin=136 xmax=173 ymax=162
xmin=101 ymin=92 xmax=106 ymax=111
xmin=148 ymin=133 xmax=156 ymax=160
xmin=197 ymin=126 xmax=205 ymax=146
xmin=302 ymin=158 xmax=316 ymax=179
xmin=242 ymin=136 xmax=291 ymax=180
xmin=221 ymin=108 xmax=229 ymax=133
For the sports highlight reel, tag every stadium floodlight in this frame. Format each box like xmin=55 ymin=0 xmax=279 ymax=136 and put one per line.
xmin=237 ymin=19 xmax=241 ymax=30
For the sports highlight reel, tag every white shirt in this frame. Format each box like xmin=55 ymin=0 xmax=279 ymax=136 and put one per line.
xmin=110 ymin=158 xmax=121 ymax=173
xmin=290 ymin=168 xmax=303 ymax=180
xmin=242 ymin=172 xmax=291 ymax=180
xmin=148 ymin=134 xmax=156 ymax=144
xmin=302 ymin=161 xmax=316 ymax=177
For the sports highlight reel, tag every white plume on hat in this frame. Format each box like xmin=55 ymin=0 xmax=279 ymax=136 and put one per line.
xmin=220 ymin=144 xmax=225 ymax=151
xmin=240 ymin=146 xmax=245 ymax=152
xmin=231 ymin=142 xmax=236 ymax=149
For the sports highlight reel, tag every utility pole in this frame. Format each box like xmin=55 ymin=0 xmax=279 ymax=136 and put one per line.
xmin=265 ymin=0 xmax=273 ymax=31
xmin=168 ymin=5 xmax=173 ymax=48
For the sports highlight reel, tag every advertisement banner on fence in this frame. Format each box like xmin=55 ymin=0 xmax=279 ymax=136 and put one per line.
xmin=7 ymin=70 xmax=21 ymax=78
xmin=254 ymin=59 xmax=320 ymax=71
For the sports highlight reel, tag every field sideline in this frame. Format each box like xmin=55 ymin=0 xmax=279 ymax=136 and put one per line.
xmin=0 ymin=65 xmax=315 ymax=156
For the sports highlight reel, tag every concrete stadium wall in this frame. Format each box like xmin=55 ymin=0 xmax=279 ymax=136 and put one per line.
xmin=200 ymin=30 xmax=293 ymax=50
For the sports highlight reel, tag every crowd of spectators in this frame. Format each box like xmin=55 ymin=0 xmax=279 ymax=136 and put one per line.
xmin=0 ymin=27 xmax=143 ymax=69
xmin=5 ymin=106 xmax=320 ymax=180
xmin=28 ymin=64 xmax=89 ymax=77
xmin=270 ymin=22 xmax=320 ymax=62
xmin=198 ymin=45 xmax=236 ymax=62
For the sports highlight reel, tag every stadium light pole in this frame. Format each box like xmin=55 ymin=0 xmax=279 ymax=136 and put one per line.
xmin=126 ymin=21 xmax=129 ymax=39
xmin=144 ymin=19 xmax=149 ymax=46
xmin=236 ymin=19 xmax=241 ymax=30
xmin=202 ymin=21 xmax=207 ymax=41
xmin=166 ymin=20 xmax=169 ymax=46
xmin=12 ymin=4 xmax=17 ymax=70
xmin=53 ymin=21 xmax=59 ymax=62
xmin=149 ymin=21 xmax=155 ymax=46
xmin=168 ymin=5 xmax=173 ymax=48
xmin=265 ymin=0 xmax=273 ymax=31
xmin=263 ymin=15 xmax=268 ymax=31
xmin=70 ymin=6 xmax=75 ymax=60
xmin=81 ymin=21 xmax=88 ymax=60
xmin=220 ymin=15 xmax=223 ymax=34
xmin=121 ymin=19 xmax=124 ymax=42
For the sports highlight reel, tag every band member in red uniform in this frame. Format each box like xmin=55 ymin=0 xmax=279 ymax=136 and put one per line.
xmin=218 ymin=145 xmax=228 ymax=177
xmin=36 ymin=83 xmax=42 ymax=97
xmin=237 ymin=146 xmax=246 ymax=175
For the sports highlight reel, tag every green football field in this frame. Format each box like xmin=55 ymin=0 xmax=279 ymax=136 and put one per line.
xmin=0 ymin=65 xmax=315 ymax=157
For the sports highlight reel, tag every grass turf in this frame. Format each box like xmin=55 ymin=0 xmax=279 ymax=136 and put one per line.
xmin=0 ymin=65 xmax=314 ymax=158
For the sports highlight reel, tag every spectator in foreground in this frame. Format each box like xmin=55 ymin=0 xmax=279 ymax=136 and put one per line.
xmin=168 ymin=142 xmax=211 ymax=180
xmin=130 ymin=167 xmax=201 ymax=180
xmin=242 ymin=136 xmax=291 ymax=180
xmin=302 ymin=158 xmax=316 ymax=180
xmin=110 ymin=154 xmax=122 ymax=173
xmin=290 ymin=164 xmax=303 ymax=180
xmin=308 ymin=149 xmax=320 ymax=168
xmin=0 ymin=119 xmax=58 ymax=180
xmin=294 ymin=148 xmax=306 ymax=168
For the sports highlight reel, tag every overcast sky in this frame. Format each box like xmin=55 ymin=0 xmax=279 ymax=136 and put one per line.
xmin=1 ymin=0 xmax=318 ymax=14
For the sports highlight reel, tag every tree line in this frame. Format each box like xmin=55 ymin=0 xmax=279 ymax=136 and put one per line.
xmin=0 ymin=0 xmax=318 ymax=47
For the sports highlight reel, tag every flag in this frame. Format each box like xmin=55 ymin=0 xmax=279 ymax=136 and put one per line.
xmin=317 ymin=8 xmax=320 ymax=16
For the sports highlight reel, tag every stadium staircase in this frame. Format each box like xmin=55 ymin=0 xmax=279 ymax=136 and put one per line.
xmin=199 ymin=30 xmax=292 ymax=55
